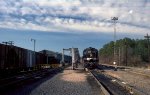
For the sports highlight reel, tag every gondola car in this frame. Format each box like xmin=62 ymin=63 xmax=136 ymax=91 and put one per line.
xmin=82 ymin=47 xmax=99 ymax=69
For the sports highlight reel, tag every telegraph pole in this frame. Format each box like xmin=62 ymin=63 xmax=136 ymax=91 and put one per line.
xmin=2 ymin=41 xmax=14 ymax=45
xmin=111 ymin=17 xmax=118 ymax=66
xmin=144 ymin=33 xmax=150 ymax=63
xmin=125 ymin=38 xmax=128 ymax=66
xmin=118 ymin=47 xmax=121 ymax=66
xmin=2 ymin=42 xmax=9 ymax=45
xmin=8 ymin=41 xmax=14 ymax=45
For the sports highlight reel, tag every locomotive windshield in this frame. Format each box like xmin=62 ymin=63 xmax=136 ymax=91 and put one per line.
xmin=83 ymin=47 xmax=98 ymax=58
xmin=86 ymin=50 xmax=97 ymax=58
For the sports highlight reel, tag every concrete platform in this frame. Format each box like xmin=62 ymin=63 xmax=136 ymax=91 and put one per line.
xmin=30 ymin=67 xmax=104 ymax=95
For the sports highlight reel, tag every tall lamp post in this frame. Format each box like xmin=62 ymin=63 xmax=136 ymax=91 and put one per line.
xmin=31 ymin=38 xmax=36 ymax=67
xmin=111 ymin=17 xmax=118 ymax=67
xmin=31 ymin=39 xmax=36 ymax=52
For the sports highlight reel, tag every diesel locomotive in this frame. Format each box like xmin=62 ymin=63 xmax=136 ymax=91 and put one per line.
xmin=82 ymin=47 xmax=99 ymax=69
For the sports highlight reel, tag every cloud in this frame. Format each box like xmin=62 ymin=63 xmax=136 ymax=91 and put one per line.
xmin=0 ymin=0 xmax=149 ymax=35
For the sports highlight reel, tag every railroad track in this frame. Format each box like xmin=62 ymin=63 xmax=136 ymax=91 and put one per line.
xmin=89 ymin=69 xmax=133 ymax=95
xmin=123 ymin=69 xmax=150 ymax=79
xmin=100 ymin=64 xmax=150 ymax=78
xmin=97 ymin=64 xmax=150 ymax=95
xmin=0 ymin=67 xmax=64 ymax=93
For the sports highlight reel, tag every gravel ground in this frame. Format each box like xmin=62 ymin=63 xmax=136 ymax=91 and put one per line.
xmin=30 ymin=67 xmax=103 ymax=95
xmin=129 ymin=68 xmax=150 ymax=76
xmin=104 ymin=69 xmax=150 ymax=95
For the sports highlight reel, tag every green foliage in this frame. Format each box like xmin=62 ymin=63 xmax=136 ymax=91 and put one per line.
xmin=99 ymin=41 xmax=114 ymax=56
xmin=99 ymin=37 xmax=150 ymax=66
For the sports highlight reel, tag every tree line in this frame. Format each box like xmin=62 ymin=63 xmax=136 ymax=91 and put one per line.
xmin=99 ymin=37 xmax=150 ymax=68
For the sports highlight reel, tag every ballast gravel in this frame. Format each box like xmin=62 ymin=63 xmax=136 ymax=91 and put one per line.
xmin=30 ymin=68 xmax=103 ymax=95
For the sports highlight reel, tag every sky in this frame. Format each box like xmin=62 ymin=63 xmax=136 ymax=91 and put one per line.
xmin=0 ymin=0 xmax=150 ymax=55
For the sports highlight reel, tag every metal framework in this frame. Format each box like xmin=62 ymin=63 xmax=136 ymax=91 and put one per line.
xmin=62 ymin=48 xmax=72 ymax=64
xmin=111 ymin=17 xmax=118 ymax=65
xmin=62 ymin=48 xmax=72 ymax=69
xmin=62 ymin=48 xmax=79 ymax=70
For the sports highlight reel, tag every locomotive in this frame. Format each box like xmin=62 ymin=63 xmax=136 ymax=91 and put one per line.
xmin=82 ymin=47 xmax=99 ymax=69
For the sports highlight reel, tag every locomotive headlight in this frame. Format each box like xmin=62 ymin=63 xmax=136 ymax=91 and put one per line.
xmin=86 ymin=58 xmax=96 ymax=60
xmin=87 ymin=58 xmax=92 ymax=60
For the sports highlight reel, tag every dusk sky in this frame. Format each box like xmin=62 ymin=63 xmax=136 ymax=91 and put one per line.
xmin=0 ymin=0 xmax=149 ymax=55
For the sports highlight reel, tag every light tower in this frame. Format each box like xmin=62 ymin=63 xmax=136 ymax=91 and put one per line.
xmin=31 ymin=38 xmax=36 ymax=66
xmin=31 ymin=39 xmax=36 ymax=52
xmin=111 ymin=17 xmax=118 ymax=66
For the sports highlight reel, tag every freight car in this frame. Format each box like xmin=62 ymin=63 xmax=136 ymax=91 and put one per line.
xmin=0 ymin=43 xmax=58 ymax=78
xmin=82 ymin=47 xmax=99 ymax=69
xmin=0 ymin=44 xmax=28 ymax=77
xmin=0 ymin=44 xmax=27 ymax=71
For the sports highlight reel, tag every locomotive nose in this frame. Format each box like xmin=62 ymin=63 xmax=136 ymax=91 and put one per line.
xmin=89 ymin=59 xmax=94 ymax=62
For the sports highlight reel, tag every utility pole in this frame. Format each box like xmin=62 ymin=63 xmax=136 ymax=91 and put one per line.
xmin=111 ymin=17 xmax=118 ymax=66
xmin=2 ymin=42 xmax=9 ymax=45
xmin=125 ymin=38 xmax=128 ymax=66
xmin=8 ymin=41 xmax=14 ymax=45
xmin=144 ymin=33 xmax=150 ymax=63
xmin=2 ymin=41 xmax=14 ymax=45
xmin=118 ymin=47 xmax=121 ymax=66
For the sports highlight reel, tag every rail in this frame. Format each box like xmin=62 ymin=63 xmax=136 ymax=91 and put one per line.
xmin=100 ymin=64 xmax=150 ymax=78
xmin=0 ymin=67 xmax=64 ymax=93
xmin=89 ymin=70 xmax=111 ymax=95
xmin=89 ymin=69 xmax=131 ymax=95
